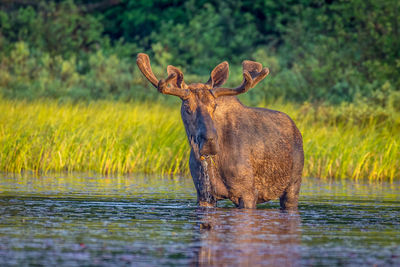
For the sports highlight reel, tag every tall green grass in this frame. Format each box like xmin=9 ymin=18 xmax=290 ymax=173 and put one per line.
xmin=0 ymin=99 xmax=188 ymax=175
xmin=1 ymin=99 xmax=398 ymax=181
xmin=285 ymin=103 xmax=399 ymax=182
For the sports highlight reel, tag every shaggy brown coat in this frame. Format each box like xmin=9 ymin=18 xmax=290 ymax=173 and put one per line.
xmin=137 ymin=53 xmax=304 ymax=209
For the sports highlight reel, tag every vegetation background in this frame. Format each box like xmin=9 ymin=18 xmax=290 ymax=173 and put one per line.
xmin=0 ymin=0 xmax=399 ymax=180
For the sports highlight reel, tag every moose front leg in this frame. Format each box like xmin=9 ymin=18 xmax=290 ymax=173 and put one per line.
xmin=196 ymin=186 xmax=217 ymax=208
xmin=229 ymin=190 xmax=258 ymax=209
xmin=228 ymin=169 xmax=258 ymax=209
xmin=189 ymin=150 xmax=217 ymax=208
xmin=238 ymin=193 xmax=258 ymax=209
xmin=198 ymin=199 xmax=217 ymax=208
xmin=195 ymin=173 xmax=218 ymax=208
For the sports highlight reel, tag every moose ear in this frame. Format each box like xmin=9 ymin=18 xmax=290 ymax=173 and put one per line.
xmin=207 ymin=61 xmax=229 ymax=88
xmin=167 ymin=65 xmax=186 ymax=89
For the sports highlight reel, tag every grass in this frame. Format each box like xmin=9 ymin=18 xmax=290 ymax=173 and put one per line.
xmin=288 ymin=103 xmax=399 ymax=182
xmin=0 ymin=99 xmax=188 ymax=176
xmin=0 ymin=98 xmax=398 ymax=181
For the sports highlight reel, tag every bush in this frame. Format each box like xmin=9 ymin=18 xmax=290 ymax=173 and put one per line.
xmin=0 ymin=0 xmax=105 ymax=57
xmin=0 ymin=0 xmax=399 ymax=106
xmin=0 ymin=42 xmax=138 ymax=101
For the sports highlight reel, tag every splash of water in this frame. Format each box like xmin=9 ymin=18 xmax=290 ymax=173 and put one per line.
xmin=200 ymin=157 xmax=214 ymax=204
xmin=190 ymin=136 xmax=216 ymax=204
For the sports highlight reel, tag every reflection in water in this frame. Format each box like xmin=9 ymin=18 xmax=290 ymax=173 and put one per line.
xmin=0 ymin=175 xmax=399 ymax=266
xmin=194 ymin=209 xmax=301 ymax=266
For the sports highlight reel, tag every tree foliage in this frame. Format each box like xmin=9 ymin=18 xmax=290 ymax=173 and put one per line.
xmin=0 ymin=0 xmax=399 ymax=106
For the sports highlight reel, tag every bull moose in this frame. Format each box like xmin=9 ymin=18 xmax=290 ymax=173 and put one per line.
xmin=136 ymin=53 xmax=304 ymax=210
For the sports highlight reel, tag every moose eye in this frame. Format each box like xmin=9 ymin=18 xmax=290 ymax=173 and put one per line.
xmin=183 ymin=104 xmax=192 ymax=115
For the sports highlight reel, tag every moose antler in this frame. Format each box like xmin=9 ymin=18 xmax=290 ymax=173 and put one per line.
xmin=211 ymin=60 xmax=269 ymax=97
xmin=136 ymin=53 xmax=189 ymax=98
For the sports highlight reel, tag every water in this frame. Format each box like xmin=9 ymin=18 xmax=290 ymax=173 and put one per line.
xmin=199 ymin=158 xmax=214 ymax=204
xmin=0 ymin=175 xmax=399 ymax=266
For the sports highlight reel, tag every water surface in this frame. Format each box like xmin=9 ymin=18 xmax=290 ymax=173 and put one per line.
xmin=0 ymin=175 xmax=399 ymax=266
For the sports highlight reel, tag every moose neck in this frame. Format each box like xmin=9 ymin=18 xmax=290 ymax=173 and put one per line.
xmin=215 ymin=95 xmax=245 ymax=113
xmin=185 ymin=96 xmax=243 ymax=202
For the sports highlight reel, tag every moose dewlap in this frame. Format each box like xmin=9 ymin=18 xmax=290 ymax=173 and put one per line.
xmin=137 ymin=53 xmax=304 ymax=209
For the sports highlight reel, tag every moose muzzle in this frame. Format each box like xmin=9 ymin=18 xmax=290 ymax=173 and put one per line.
xmin=197 ymin=130 xmax=218 ymax=156
xmin=196 ymin=113 xmax=218 ymax=157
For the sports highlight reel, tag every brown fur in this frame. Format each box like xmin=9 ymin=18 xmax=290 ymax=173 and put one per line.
xmin=136 ymin=53 xmax=304 ymax=209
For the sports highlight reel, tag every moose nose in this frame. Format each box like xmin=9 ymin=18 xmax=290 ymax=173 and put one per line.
xmin=196 ymin=129 xmax=218 ymax=156
xmin=196 ymin=130 xmax=215 ymax=145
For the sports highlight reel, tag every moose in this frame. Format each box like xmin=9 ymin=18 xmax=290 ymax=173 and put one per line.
xmin=136 ymin=53 xmax=304 ymax=209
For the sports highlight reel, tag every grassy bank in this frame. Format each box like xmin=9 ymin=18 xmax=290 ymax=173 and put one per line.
xmin=1 ymin=99 xmax=398 ymax=181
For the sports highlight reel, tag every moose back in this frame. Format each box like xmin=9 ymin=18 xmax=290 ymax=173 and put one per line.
xmin=137 ymin=53 xmax=304 ymax=209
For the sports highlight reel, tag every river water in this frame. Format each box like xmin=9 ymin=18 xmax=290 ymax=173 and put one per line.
xmin=0 ymin=175 xmax=399 ymax=266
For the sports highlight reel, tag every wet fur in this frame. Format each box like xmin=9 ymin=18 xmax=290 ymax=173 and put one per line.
xmin=185 ymin=96 xmax=303 ymax=209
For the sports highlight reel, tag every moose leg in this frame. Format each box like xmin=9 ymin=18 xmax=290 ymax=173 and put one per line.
xmin=237 ymin=181 xmax=258 ymax=209
xmin=280 ymin=172 xmax=302 ymax=210
xmin=198 ymin=200 xmax=217 ymax=208
xmin=189 ymin=150 xmax=217 ymax=208
xmin=238 ymin=193 xmax=258 ymax=209
xmin=229 ymin=169 xmax=258 ymax=209
xmin=281 ymin=146 xmax=304 ymax=210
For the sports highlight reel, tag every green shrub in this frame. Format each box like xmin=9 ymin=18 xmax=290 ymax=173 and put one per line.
xmin=0 ymin=0 xmax=399 ymax=105
xmin=0 ymin=0 xmax=105 ymax=57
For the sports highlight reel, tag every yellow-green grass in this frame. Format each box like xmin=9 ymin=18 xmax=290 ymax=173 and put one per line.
xmin=1 ymin=99 xmax=398 ymax=181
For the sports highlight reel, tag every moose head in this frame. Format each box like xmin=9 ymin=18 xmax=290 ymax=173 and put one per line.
xmin=136 ymin=53 xmax=269 ymax=159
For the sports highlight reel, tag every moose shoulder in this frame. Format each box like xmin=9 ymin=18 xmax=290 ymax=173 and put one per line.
xmin=137 ymin=53 xmax=304 ymax=209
